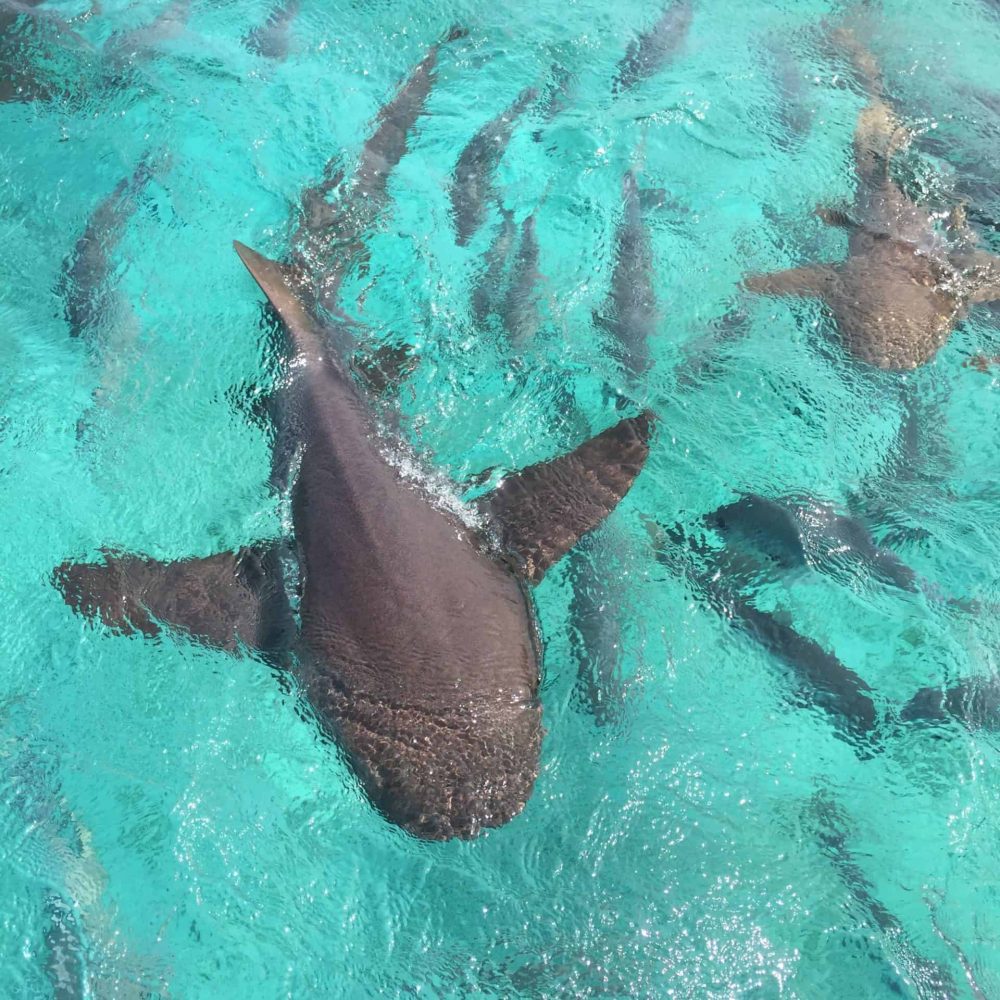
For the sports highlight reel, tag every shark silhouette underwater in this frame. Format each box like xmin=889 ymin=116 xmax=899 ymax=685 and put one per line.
xmin=0 ymin=0 xmax=98 ymax=103
xmin=745 ymin=32 xmax=1000 ymax=370
xmin=53 ymin=239 xmax=653 ymax=840
xmin=649 ymin=490 xmax=1000 ymax=750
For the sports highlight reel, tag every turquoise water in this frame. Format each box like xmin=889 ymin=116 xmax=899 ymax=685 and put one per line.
xmin=3 ymin=0 xmax=1000 ymax=994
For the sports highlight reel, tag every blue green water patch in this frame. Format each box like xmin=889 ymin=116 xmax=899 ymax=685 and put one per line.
xmin=2 ymin=0 xmax=1000 ymax=995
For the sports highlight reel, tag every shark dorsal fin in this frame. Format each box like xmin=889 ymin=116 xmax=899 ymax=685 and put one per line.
xmin=480 ymin=412 xmax=653 ymax=584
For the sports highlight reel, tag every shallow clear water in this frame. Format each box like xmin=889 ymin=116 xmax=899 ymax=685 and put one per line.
xmin=3 ymin=0 xmax=1000 ymax=995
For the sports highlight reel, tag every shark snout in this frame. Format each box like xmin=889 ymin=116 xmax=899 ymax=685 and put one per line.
xmin=340 ymin=697 xmax=542 ymax=840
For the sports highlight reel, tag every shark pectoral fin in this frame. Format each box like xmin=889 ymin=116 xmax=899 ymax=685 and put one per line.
xmin=479 ymin=411 xmax=654 ymax=583
xmin=54 ymin=545 xmax=293 ymax=655
xmin=743 ymin=264 xmax=837 ymax=299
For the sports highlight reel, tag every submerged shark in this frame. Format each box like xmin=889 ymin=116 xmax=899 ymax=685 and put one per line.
xmin=55 ymin=242 xmax=653 ymax=840
xmin=469 ymin=194 xmax=550 ymax=352
xmin=598 ymin=170 xmax=659 ymax=385
xmin=449 ymin=85 xmax=537 ymax=246
xmin=707 ymin=492 xmax=921 ymax=594
xmin=650 ymin=515 xmax=881 ymax=744
xmin=57 ymin=156 xmax=161 ymax=440
xmin=764 ymin=34 xmax=816 ymax=150
xmin=555 ymin=169 xmax=665 ymax=721
xmin=500 ymin=213 xmax=543 ymax=346
xmin=58 ymin=159 xmax=154 ymax=340
xmin=565 ymin=527 xmax=631 ymax=726
xmin=745 ymin=32 xmax=1000 ymax=369
xmin=292 ymin=26 xmax=465 ymax=307
xmin=806 ymin=790 xmax=958 ymax=998
xmin=243 ymin=0 xmax=299 ymax=60
xmin=613 ymin=0 xmax=692 ymax=95
xmin=470 ymin=205 xmax=517 ymax=326
xmin=1 ymin=739 xmax=167 ymax=998
xmin=103 ymin=0 xmax=191 ymax=65
xmin=650 ymin=490 xmax=1000 ymax=747
xmin=0 ymin=0 xmax=94 ymax=103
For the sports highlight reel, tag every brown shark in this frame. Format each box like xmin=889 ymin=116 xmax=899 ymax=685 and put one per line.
xmin=57 ymin=156 xmax=159 ymax=440
xmin=54 ymin=243 xmax=653 ymax=841
xmin=600 ymin=170 xmax=659 ymax=383
xmin=103 ymin=0 xmax=191 ymax=65
xmin=613 ymin=0 xmax=692 ymax=95
xmin=242 ymin=0 xmax=299 ymax=61
xmin=58 ymin=158 xmax=155 ymax=340
xmin=807 ymin=791 xmax=958 ymax=996
xmin=745 ymin=34 xmax=1000 ymax=370
xmin=449 ymin=85 xmax=538 ymax=246
xmin=470 ymin=204 xmax=517 ymax=326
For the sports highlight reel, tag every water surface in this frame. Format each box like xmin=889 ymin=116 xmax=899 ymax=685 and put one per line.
xmin=2 ymin=0 xmax=1000 ymax=995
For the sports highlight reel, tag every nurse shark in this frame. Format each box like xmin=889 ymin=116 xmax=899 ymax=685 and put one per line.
xmin=598 ymin=169 xmax=660 ymax=384
xmin=0 ymin=0 xmax=94 ymax=103
xmin=651 ymin=492 xmax=1000 ymax=747
xmin=54 ymin=240 xmax=652 ymax=840
xmin=58 ymin=157 xmax=155 ymax=339
xmin=449 ymin=85 xmax=538 ymax=246
xmin=613 ymin=0 xmax=692 ymax=95
xmin=243 ymin=0 xmax=299 ymax=60
xmin=745 ymin=32 xmax=1000 ymax=369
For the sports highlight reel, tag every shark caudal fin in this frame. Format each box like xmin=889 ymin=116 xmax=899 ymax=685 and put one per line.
xmin=479 ymin=411 xmax=654 ymax=584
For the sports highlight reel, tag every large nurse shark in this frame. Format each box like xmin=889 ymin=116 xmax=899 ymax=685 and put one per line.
xmin=55 ymin=243 xmax=653 ymax=840
xmin=745 ymin=32 xmax=1000 ymax=369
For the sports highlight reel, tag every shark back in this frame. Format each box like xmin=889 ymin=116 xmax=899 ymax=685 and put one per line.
xmin=235 ymin=242 xmax=542 ymax=839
